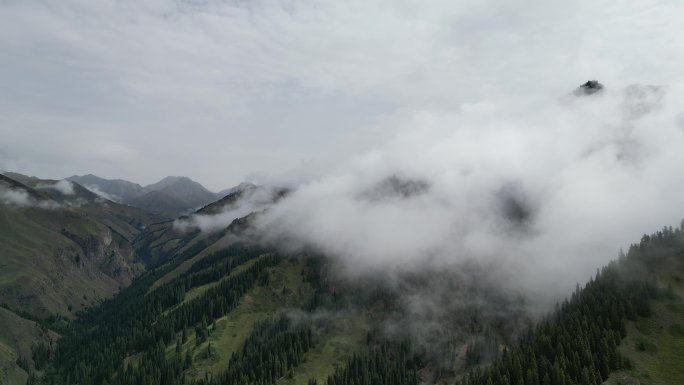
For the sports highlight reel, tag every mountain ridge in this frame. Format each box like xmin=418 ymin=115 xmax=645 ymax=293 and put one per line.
xmin=2 ymin=168 xmax=684 ymax=385
xmin=66 ymin=173 xmax=239 ymax=219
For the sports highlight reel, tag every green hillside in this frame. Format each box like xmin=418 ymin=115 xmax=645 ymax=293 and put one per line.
xmin=606 ymin=249 xmax=684 ymax=385
xmin=0 ymin=173 xmax=164 ymax=383
xmin=0 ymin=307 xmax=58 ymax=385
xmin=34 ymin=220 xmax=684 ymax=385
xmin=0 ymin=173 xmax=162 ymax=318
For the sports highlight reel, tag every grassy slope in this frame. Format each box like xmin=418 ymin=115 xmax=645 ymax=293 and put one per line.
xmin=607 ymin=253 xmax=684 ymax=385
xmin=0 ymin=173 xmax=157 ymax=318
xmin=182 ymin=257 xmax=261 ymax=303
xmin=0 ymin=206 xmax=120 ymax=317
xmin=279 ymin=313 xmax=369 ymax=385
xmin=157 ymin=256 xmax=367 ymax=385
xmin=0 ymin=307 xmax=58 ymax=385
xmin=0 ymin=308 xmax=28 ymax=385
xmin=0 ymin=207 xmax=118 ymax=385
xmin=149 ymin=232 xmax=237 ymax=292
xmin=181 ymin=257 xmax=311 ymax=381
xmin=0 ymin=174 xmax=160 ymax=383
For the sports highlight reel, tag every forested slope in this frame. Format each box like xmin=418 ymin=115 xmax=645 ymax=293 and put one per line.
xmin=17 ymin=214 xmax=684 ymax=385
xmin=460 ymin=224 xmax=684 ymax=385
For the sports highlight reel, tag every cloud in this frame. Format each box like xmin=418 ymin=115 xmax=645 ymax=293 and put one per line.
xmin=36 ymin=179 xmax=75 ymax=195
xmin=82 ymin=184 xmax=120 ymax=202
xmin=253 ymin=83 xmax=684 ymax=306
xmin=0 ymin=188 xmax=33 ymax=207
xmin=174 ymin=186 xmax=276 ymax=232
xmin=0 ymin=186 xmax=61 ymax=209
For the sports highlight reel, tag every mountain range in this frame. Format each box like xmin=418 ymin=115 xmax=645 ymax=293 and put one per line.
xmin=0 ymin=170 xmax=683 ymax=385
xmin=67 ymin=174 xmax=230 ymax=219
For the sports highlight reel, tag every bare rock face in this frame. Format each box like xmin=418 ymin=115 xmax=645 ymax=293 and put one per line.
xmin=574 ymin=80 xmax=604 ymax=96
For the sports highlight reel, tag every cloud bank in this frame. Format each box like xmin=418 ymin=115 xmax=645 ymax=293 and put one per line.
xmin=36 ymin=179 xmax=75 ymax=195
xmin=0 ymin=187 xmax=61 ymax=209
xmin=81 ymin=184 xmax=121 ymax=202
xmin=174 ymin=186 xmax=277 ymax=232
xmin=254 ymin=83 xmax=684 ymax=305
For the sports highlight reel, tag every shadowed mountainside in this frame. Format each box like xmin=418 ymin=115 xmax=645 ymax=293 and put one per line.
xmin=67 ymin=174 xmax=229 ymax=219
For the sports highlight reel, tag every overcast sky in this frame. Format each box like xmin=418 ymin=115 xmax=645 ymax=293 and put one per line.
xmin=1 ymin=0 xmax=682 ymax=191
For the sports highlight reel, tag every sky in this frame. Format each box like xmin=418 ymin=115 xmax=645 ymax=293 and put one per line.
xmin=1 ymin=0 xmax=683 ymax=191
xmin=9 ymin=0 xmax=654 ymax=305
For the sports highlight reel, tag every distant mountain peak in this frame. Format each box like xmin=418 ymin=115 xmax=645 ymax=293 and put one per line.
xmin=157 ymin=175 xmax=191 ymax=183
xmin=66 ymin=173 xmax=242 ymax=219
xmin=574 ymin=79 xmax=604 ymax=96
xmin=358 ymin=175 xmax=430 ymax=201
xmin=216 ymin=182 xmax=257 ymax=199
xmin=143 ymin=176 xmax=208 ymax=193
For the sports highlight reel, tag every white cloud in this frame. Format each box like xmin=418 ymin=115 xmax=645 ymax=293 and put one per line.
xmin=36 ymin=179 xmax=75 ymax=195
xmin=82 ymin=184 xmax=121 ymax=202
xmin=174 ymin=186 xmax=276 ymax=232
xmin=0 ymin=188 xmax=33 ymax=207
xmin=255 ymin=83 xmax=684 ymax=306
xmin=0 ymin=187 xmax=61 ymax=209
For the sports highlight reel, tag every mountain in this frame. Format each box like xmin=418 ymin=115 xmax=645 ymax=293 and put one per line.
xmin=215 ymin=182 xmax=256 ymax=200
xmin=133 ymin=183 xmax=274 ymax=266
xmin=0 ymin=172 xmax=165 ymax=384
xmin=3 ymin=170 xmax=683 ymax=385
xmin=132 ymin=176 xmax=219 ymax=219
xmin=574 ymin=79 xmax=604 ymax=96
xmin=67 ymin=174 xmax=144 ymax=203
xmin=142 ymin=176 xmax=206 ymax=194
xmin=67 ymin=174 xmax=231 ymax=219
xmin=29 ymin=184 xmax=684 ymax=385
xmin=0 ymin=173 xmax=163 ymax=317
xmin=195 ymin=183 xmax=284 ymax=216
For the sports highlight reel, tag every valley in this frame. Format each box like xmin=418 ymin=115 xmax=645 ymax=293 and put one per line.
xmin=3 ymin=2 xmax=682 ymax=385
xmin=1 ymin=171 xmax=683 ymax=385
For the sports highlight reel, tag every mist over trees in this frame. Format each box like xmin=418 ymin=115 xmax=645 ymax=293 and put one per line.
xmin=23 ymin=219 xmax=681 ymax=385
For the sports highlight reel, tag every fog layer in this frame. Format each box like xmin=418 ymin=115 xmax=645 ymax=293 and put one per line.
xmin=255 ymin=84 xmax=684 ymax=305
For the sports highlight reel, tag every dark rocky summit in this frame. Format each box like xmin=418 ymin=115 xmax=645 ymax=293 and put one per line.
xmin=574 ymin=80 xmax=604 ymax=96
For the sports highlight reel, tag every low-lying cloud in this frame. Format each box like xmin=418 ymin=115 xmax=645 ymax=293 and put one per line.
xmin=251 ymin=83 xmax=684 ymax=305
xmin=0 ymin=187 xmax=61 ymax=209
xmin=36 ymin=179 xmax=75 ymax=195
xmin=174 ymin=186 xmax=277 ymax=232
xmin=82 ymin=184 xmax=121 ymax=202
